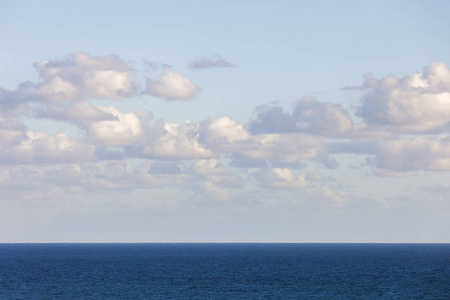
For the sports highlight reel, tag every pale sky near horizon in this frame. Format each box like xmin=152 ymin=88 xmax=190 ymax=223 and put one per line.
xmin=0 ymin=0 xmax=449 ymax=242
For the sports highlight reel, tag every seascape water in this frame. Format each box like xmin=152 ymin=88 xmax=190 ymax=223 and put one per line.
xmin=0 ymin=243 xmax=448 ymax=299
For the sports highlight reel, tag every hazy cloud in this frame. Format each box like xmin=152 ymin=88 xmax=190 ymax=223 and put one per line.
xmin=0 ymin=131 xmax=96 ymax=164
xmin=0 ymin=86 xmax=31 ymax=117
xmin=37 ymin=101 xmax=115 ymax=122
xmin=190 ymin=56 xmax=236 ymax=69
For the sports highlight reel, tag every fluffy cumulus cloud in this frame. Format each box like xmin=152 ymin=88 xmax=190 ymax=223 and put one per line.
xmin=146 ymin=69 xmax=199 ymax=100
xmin=199 ymin=116 xmax=327 ymax=165
xmin=357 ymin=61 xmax=450 ymax=133
xmin=32 ymin=52 xmax=135 ymax=102
xmin=128 ymin=120 xmax=215 ymax=160
xmin=190 ymin=56 xmax=236 ymax=69
xmin=293 ymin=98 xmax=353 ymax=136
xmin=313 ymin=61 xmax=450 ymax=174
xmin=85 ymin=107 xmax=143 ymax=146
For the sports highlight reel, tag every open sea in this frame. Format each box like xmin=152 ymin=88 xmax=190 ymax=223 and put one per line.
xmin=0 ymin=243 xmax=448 ymax=299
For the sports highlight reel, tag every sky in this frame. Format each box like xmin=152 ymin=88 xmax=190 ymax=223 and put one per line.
xmin=0 ymin=0 xmax=449 ymax=242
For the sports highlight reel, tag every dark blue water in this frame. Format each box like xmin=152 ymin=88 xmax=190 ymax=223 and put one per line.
xmin=0 ymin=244 xmax=448 ymax=299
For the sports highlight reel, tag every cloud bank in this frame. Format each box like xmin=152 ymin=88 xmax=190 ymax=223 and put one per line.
xmin=1 ymin=53 xmax=450 ymax=206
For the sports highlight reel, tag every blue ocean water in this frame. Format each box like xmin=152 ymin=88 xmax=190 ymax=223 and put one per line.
xmin=0 ymin=244 xmax=448 ymax=299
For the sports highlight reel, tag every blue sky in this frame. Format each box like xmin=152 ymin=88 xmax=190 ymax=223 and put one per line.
xmin=0 ymin=0 xmax=449 ymax=242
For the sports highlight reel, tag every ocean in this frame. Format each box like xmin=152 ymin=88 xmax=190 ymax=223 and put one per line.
xmin=0 ymin=243 xmax=448 ymax=299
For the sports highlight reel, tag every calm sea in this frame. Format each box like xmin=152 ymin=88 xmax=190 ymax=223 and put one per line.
xmin=0 ymin=243 xmax=448 ymax=299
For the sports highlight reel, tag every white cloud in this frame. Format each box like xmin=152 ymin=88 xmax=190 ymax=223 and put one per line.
xmin=256 ymin=168 xmax=308 ymax=189
xmin=85 ymin=107 xmax=143 ymax=146
xmin=333 ymin=135 xmax=450 ymax=174
xmin=0 ymin=159 xmax=242 ymax=202
xmin=41 ymin=162 xmax=140 ymax=192
xmin=33 ymin=76 xmax=79 ymax=102
xmin=200 ymin=116 xmax=249 ymax=145
xmin=129 ymin=120 xmax=215 ymax=159
xmin=4 ymin=53 xmax=450 ymax=215
xmin=188 ymin=159 xmax=227 ymax=175
xmin=188 ymin=159 xmax=241 ymax=188
xmin=254 ymin=168 xmax=347 ymax=203
xmin=190 ymin=56 xmax=235 ymax=69
xmin=200 ymin=116 xmax=326 ymax=163
xmin=32 ymin=52 xmax=135 ymax=102
xmin=293 ymin=97 xmax=353 ymax=136
xmin=146 ymin=69 xmax=199 ymax=100
xmin=0 ymin=131 xmax=96 ymax=164
xmin=251 ymin=133 xmax=326 ymax=162
xmin=357 ymin=61 xmax=450 ymax=133
xmin=188 ymin=181 xmax=232 ymax=202
xmin=370 ymin=136 xmax=450 ymax=173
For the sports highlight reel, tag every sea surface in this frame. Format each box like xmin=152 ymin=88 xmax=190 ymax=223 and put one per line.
xmin=0 ymin=243 xmax=448 ymax=299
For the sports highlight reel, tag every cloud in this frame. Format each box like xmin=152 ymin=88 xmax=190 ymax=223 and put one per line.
xmin=0 ymin=118 xmax=26 ymax=146
xmin=32 ymin=52 xmax=135 ymax=102
xmin=0 ymin=86 xmax=31 ymax=117
xmin=249 ymin=97 xmax=353 ymax=137
xmin=253 ymin=168 xmax=347 ymax=203
xmin=85 ymin=107 xmax=143 ymax=146
xmin=188 ymin=159 xmax=242 ymax=189
xmin=293 ymin=97 xmax=353 ymax=136
xmin=190 ymin=56 xmax=236 ymax=69
xmin=199 ymin=116 xmax=327 ymax=163
xmin=229 ymin=157 xmax=306 ymax=169
xmin=370 ymin=136 xmax=450 ymax=173
xmin=249 ymin=105 xmax=298 ymax=134
xmin=4 ymin=53 xmax=450 ymax=211
xmin=340 ymin=85 xmax=361 ymax=91
xmin=149 ymin=162 xmax=185 ymax=175
xmin=146 ymin=69 xmax=199 ymax=100
xmin=44 ymin=161 xmax=151 ymax=192
xmin=199 ymin=116 xmax=250 ymax=146
xmin=128 ymin=120 xmax=215 ymax=160
xmin=357 ymin=61 xmax=450 ymax=133
xmin=0 ymin=159 xmax=243 ymax=203
xmin=332 ymin=135 xmax=450 ymax=174
xmin=143 ymin=60 xmax=173 ymax=72
xmin=0 ymin=131 xmax=96 ymax=164
xmin=255 ymin=168 xmax=308 ymax=189
xmin=37 ymin=101 xmax=115 ymax=122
